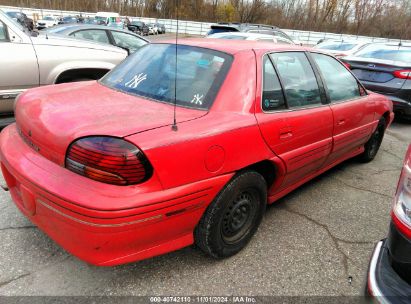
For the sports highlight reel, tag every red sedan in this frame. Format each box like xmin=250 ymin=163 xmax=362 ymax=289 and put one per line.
xmin=0 ymin=39 xmax=394 ymax=266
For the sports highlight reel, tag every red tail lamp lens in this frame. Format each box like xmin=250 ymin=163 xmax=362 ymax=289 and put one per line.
xmin=342 ymin=62 xmax=351 ymax=69
xmin=393 ymin=70 xmax=411 ymax=79
xmin=65 ymin=137 xmax=153 ymax=186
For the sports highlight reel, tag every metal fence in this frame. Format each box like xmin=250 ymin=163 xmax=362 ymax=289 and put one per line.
xmin=2 ymin=4 xmax=410 ymax=46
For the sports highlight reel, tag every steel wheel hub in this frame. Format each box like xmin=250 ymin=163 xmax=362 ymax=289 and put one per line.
xmin=221 ymin=191 xmax=256 ymax=244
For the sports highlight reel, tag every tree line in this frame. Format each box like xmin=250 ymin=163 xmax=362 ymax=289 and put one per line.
xmin=2 ymin=0 xmax=411 ymax=39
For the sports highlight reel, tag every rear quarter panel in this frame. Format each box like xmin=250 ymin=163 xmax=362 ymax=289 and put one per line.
xmin=371 ymin=91 xmax=394 ymax=125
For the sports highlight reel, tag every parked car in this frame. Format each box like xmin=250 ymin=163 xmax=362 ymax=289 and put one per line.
xmin=341 ymin=43 xmax=411 ymax=119
xmin=94 ymin=12 xmax=120 ymax=26
xmin=43 ymin=24 xmax=148 ymax=54
xmin=83 ymin=17 xmax=100 ymax=25
xmin=0 ymin=10 xmax=127 ymax=127
xmin=36 ymin=15 xmax=58 ymax=30
xmin=5 ymin=11 xmax=34 ymax=30
xmin=367 ymin=144 xmax=411 ymax=300
xmin=127 ymin=20 xmax=149 ymax=36
xmin=207 ymin=32 xmax=294 ymax=44
xmin=0 ymin=39 xmax=393 ymax=266
xmin=58 ymin=16 xmax=79 ymax=25
xmin=207 ymin=22 xmax=296 ymax=44
xmin=147 ymin=23 xmax=158 ymax=35
xmin=314 ymin=40 xmax=371 ymax=58
xmin=156 ymin=23 xmax=166 ymax=34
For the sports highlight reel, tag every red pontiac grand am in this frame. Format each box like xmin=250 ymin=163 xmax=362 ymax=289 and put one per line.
xmin=0 ymin=39 xmax=394 ymax=266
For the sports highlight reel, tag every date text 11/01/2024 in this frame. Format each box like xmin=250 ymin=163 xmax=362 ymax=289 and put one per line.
xmin=149 ymin=296 xmax=257 ymax=303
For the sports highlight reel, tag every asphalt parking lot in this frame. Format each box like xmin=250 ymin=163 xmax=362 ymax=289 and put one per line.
xmin=0 ymin=117 xmax=409 ymax=296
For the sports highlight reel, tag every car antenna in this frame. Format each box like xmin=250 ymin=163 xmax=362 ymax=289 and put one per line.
xmin=171 ymin=0 xmax=179 ymax=132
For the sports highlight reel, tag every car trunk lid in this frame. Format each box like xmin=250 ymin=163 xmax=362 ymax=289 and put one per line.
xmin=343 ymin=57 xmax=410 ymax=93
xmin=15 ymin=81 xmax=207 ymax=166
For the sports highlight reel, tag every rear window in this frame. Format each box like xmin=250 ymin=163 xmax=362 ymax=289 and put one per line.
xmin=354 ymin=45 xmax=411 ymax=63
xmin=316 ymin=42 xmax=357 ymax=51
xmin=101 ymin=44 xmax=233 ymax=110
xmin=207 ymin=27 xmax=238 ymax=35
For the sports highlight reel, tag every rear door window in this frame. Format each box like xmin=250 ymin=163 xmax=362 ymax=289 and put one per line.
xmin=71 ymin=29 xmax=110 ymax=44
xmin=111 ymin=31 xmax=147 ymax=53
xmin=311 ymin=53 xmax=361 ymax=102
xmin=262 ymin=55 xmax=286 ymax=111
xmin=269 ymin=52 xmax=322 ymax=109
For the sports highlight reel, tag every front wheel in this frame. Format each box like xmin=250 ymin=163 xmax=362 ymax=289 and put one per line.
xmin=195 ymin=171 xmax=267 ymax=258
xmin=359 ymin=118 xmax=386 ymax=162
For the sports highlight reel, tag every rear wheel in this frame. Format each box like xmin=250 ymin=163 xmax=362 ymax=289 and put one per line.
xmin=360 ymin=118 xmax=386 ymax=162
xmin=195 ymin=171 xmax=267 ymax=258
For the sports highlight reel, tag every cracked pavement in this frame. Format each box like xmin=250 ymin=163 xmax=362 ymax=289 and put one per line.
xmin=0 ymin=118 xmax=410 ymax=296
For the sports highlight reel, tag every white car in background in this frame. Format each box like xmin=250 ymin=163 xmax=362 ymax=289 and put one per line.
xmin=206 ymin=32 xmax=295 ymax=44
xmin=314 ymin=40 xmax=371 ymax=58
xmin=148 ymin=23 xmax=158 ymax=35
xmin=36 ymin=15 xmax=58 ymax=30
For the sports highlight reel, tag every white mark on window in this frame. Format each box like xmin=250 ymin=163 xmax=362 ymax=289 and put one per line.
xmin=191 ymin=93 xmax=204 ymax=105
xmin=124 ymin=73 xmax=147 ymax=89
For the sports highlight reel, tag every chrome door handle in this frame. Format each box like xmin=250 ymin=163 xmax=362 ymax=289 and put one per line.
xmin=280 ymin=131 xmax=293 ymax=139
xmin=337 ymin=119 xmax=346 ymax=126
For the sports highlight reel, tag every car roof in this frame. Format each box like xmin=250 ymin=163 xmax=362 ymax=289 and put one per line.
xmin=44 ymin=24 xmax=149 ymax=41
xmin=211 ymin=22 xmax=280 ymax=31
xmin=155 ymin=38 xmax=307 ymax=55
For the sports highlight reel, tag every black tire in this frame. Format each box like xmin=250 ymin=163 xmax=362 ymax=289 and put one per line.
xmin=360 ymin=118 xmax=386 ymax=162
xmin=195 ymin=171 xmax=267 ymax=258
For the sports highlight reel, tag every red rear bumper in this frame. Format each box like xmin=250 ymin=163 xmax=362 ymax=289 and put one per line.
xmin=0 ymin=124 xmax=232 ymax=265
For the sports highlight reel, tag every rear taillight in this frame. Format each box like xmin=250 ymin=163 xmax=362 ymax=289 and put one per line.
xmin=392 ymin=145 xmax=411 ymax=238
xmin=342 ymin=62 xmax=351 ymax=69
xmin=65 ymin=136 xmax=153 ymax=186
xmin=393 ymin=70 xmax=411 ymax=79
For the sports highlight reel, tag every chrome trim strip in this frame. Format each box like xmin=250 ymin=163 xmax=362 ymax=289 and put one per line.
xmin=37 ymin=199 xmax=163 ymax=228
xmin=368 ymin=241 xmax=390 ymax=304
xmin=0 ymin=89 xmax=24 ymax=100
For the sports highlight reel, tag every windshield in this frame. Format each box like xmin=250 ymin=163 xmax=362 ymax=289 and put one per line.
xmin=101 ymin=44 xmax=233 ymax=110
xmin=354 ymin=44 xmax=411 ymax=63
xmin=6 ymin=12 xmax=19 ymax=18
xmin=2 ymin=11 xmax=25 ymax=32
xmin=43 ymin=16 xmax=54 ymax=20
xmin=316 ymin=42 xmax=357 ymax=51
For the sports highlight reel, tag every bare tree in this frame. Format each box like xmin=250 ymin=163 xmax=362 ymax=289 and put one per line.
xmin=2 ymin=0 xmax=411 ymax=39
